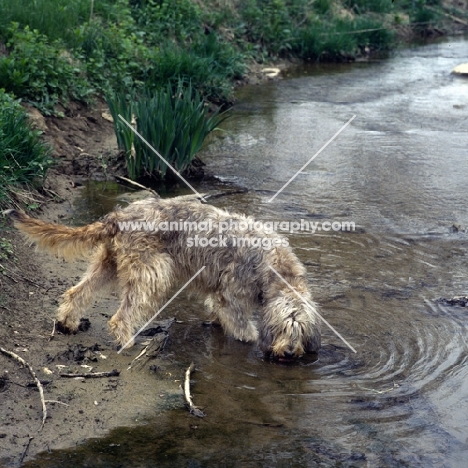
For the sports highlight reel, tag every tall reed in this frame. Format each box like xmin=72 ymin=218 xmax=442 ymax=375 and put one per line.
xmin=107 ymin=82 xmax=227 ymax=180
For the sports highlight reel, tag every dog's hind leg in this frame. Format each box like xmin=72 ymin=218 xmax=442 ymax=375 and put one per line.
xmin=57 ymin=245 xmax=116 ymax=332
xmin=109 ymin=252 xmax=175 ymax=348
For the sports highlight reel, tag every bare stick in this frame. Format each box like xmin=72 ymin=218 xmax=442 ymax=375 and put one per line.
xmin=60 ymin=369 xmax=120 ymax=378
xmin=0 ymin=264 xmax=18 ymax=283
xmin=0 ymin=347 xmax=47 ymax=429
xmin=44 ymin=400 xmax=70 ymax=406
xmin=0 ymin=263 xmax=42 ymax=288
xmin=49 ymin=319 xmax=56 ymax=341
xmin=19 ymin=436 xmax=34 ymax=465
xmin=114 ymin=175 xmax=160 ymax=197
xmin=183 ymin=363 xmax=205 ymax=418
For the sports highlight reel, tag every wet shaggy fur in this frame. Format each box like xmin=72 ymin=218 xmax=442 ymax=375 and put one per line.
xmin=4 ymin=198 xmax=321 ymax=359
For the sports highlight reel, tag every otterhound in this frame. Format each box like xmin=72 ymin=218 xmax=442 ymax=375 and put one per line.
xmin=4 ymin=198 xmax=321 ymax=360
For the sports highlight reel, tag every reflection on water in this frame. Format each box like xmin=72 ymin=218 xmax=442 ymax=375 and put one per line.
xmin=27 ymin=38 xmax=468 ymax=467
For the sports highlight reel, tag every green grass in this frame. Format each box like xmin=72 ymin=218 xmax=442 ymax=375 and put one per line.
xmin=0 ymin=0 xmax=116 ymax=45
xmin=107 ymin=82 xmax=228 ymax=180
xmin=0 ymin=24 xmax=94 ymax=114
xmin=294 ymin=15 xmax=395 ymax=61
xmin=0 ymin=89 xmax=53 ymax=209
xmin=0 ymin=0 xmax=444 ymax=111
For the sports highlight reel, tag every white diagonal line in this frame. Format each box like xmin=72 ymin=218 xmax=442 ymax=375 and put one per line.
xmin=117 ymin=114 xmax=207 ymax=201
xmin=118 ymin=266 xmax=206 ymax=353
xmin=267 ymin=115 xmax=356 ymax=203
xmin=268 ymin=265 xmax=357 ymax=353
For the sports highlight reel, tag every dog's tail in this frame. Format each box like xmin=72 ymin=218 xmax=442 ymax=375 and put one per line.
xmin=3 ymin=209 xmax=114 ymax=259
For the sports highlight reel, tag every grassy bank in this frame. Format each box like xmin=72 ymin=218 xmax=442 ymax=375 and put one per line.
xmin=0 ymin=0 xmax=466 ymax=186
xmin=1 ymin=0 xmax=464 ymax=109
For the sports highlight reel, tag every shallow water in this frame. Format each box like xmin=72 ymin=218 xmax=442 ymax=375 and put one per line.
xmin=28 ymin=38 xmax=468 ymax=467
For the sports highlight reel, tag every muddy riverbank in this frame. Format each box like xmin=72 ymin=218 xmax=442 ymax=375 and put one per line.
xmin=2 ymin=35 xmax=468 ymax=467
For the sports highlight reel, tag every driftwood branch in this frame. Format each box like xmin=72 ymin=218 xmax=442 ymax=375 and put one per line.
xmin=183 ymin=362 xmax=205 ymax=418
xmin=0 ymin=347 xmax=47 ymax=429
xmin=114 ymin=175 xmax=160 ymax=197
xmin=60 ymin=369 xmax=120 ymax=378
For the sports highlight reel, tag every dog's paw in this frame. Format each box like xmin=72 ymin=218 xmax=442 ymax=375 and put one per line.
xmin=78 ymin=318 xmax=91 ymax=332
xmin=55 ymin=321 xmax=76 ymax=335
xmin=202 ymin=320 xmax=222 ymax=328
xmin=56 ymin=318 xmax=90 ymax=334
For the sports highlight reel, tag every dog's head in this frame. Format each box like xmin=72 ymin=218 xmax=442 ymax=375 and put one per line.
xmin=260 ymin=297 xmax=321 ymax=362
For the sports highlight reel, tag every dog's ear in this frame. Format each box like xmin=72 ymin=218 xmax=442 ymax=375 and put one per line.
xmin=305 ymin=328 xmax=321 ymax=353
xmin=259 ymin=323 xmax=274 ymax=353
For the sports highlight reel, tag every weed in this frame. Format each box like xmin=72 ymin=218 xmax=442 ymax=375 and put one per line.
xmin=0 ymin=89 xmax=53 ymax=208
xmin=0 ymin=24 xmax=94 ymax=114
xmin=0 ymin=238 xmax=14 ymax=260
xmin=107 ymin=82 xmax=228 ymax=180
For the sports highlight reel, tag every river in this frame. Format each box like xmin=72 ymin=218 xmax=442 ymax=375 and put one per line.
xmin=27 ymin=37 xmax=468 ymax=467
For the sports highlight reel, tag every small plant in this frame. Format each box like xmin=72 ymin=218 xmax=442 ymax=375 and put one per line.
xmin=107 ymin=82 xmax=228 ymax=180
xmin=0 ymin=238 xmax=14 ymax=260
xmin=239 ymin=0 xmax=295 ymax=57
xmin=0 ymin=24 xmax=94 ymax=114
xmin=0 ymin=89 xmax=53 ymax=208
xmin=0 ymin=237 xmax=15 ymax=275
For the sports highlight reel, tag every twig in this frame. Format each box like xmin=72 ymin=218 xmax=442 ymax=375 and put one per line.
xmin=127 ymin=333 xmax=168 ymax=370
xmin=19 ymin=436 xmax=34 ymax=466
xmin=183 ymin=363 xmax=205 ymax=418
xmin=0 ymin=264 xmax=42 ymax=288
xmin=60 ymin=369 xmax=120 ymax=378
xmin=18 ymin=274 xmax=43 ymax=289
xmin=49 ymin=319 xmax=56 ymax=341
xmin=114 ymin=175 xmax=160 ymax=198
xmin=0 ymin=347 xmax=47 ymax=429
xmin=0 ymin=264 xmax=18 ymax=283
xmin=42 ymin=187 xmax=63 ymax=201
xmin=44 ymin=400 xmax=69 ymax=406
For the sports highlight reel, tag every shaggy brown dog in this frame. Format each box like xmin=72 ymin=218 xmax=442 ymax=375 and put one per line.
xmin=4 ymin=198 xmax=321 ymax=360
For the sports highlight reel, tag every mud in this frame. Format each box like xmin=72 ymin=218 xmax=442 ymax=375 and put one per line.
xmin=0 ymin=102 xmax=195 ymax=466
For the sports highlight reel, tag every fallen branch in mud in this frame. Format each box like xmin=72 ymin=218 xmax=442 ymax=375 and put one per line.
xmin=44 ymin=399 xmax=70 ymax=406
xmin=128 ymin=333 xmax=168 ymax=371
xmin=0 ymin=347 xmax=47 ymax=429
xmin=0 ymin=262 xmax=43 ymax=288
xmin=183 ymin=362 xmax=206 ymax=418
xmin=114 ymin=175 xmax=160 ymax=197
xmin=59 ymin=369 xmax=120 ymax=378
xmin=49 ymin=319 xmax=56 ymax=341
xmin=19 ymin=436 xmax=34 ymax=466
xmin=0 ymin=264 xmax=18 ymax=283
